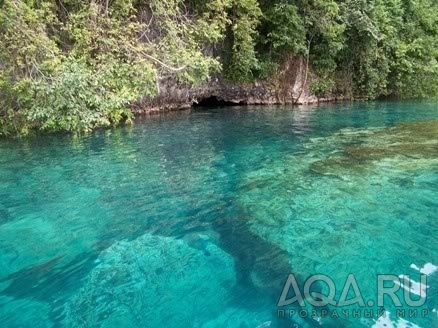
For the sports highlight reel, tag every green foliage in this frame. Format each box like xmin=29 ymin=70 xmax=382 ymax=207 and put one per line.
xmin=259 ymin=0 xmax=438 ymax=100
xmin=310 ymin=78 xmax=335 ymax=98
xmin=0 ymin=0 xmax=222 ymax=136
xmin=25 ymin=58 xmax=156 ymax=133
xmin=223 ymin=0 xmax=262 ymax=82
xmin=252 ymin=1 xmax=305 ymax=78
xmin=261 ymin=2 xmax=306 ymax=56
xmin=335 ymin=0 xmax=438 ymax=99
xmin=0 ymin=0 xmax=59 ymax=136
xmin=1 ymin=0 xmax=438 ymax=136
xmin=390 ymin=0 xmax=438 ymax=98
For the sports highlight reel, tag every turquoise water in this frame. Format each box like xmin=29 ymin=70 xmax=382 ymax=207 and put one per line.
xmin=0 ymin=101 xmax=437 ymax=328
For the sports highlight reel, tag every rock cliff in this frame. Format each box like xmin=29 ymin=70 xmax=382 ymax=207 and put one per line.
xmin=133 ymin=56 xmax=345 ymax=114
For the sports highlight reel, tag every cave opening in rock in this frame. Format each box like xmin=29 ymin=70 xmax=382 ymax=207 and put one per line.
xmin=193 ymin=96 xmax=245 ymax=107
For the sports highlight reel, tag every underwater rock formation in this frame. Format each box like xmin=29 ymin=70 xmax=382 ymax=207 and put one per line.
xmin=62 ymin=233 xmax=236 ymax=328
xmin=310 ymin=120 xmax=438 ymax=176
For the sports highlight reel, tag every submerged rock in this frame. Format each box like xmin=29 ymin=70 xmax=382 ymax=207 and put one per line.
xmin=310 ymin=120 xmax=438 ymax=175
xmin=62 ymin=233 xmax=236 ymax=328
xmin=309 ymin=156 xmax=367 ymax=176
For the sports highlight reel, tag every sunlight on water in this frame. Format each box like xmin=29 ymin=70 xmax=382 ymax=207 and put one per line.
xmin=0 ymin=101 xmax=437 ymax=327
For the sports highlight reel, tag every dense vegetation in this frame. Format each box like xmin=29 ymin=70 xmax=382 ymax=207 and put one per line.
xmin=1 ymin=0 xmax=438 ymax=136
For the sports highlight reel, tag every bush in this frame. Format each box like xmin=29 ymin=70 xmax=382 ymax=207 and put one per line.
xmin=310 ymin=79 xmax=335 ymax=98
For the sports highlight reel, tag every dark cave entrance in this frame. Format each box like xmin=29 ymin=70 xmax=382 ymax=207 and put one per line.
xmin=193 ymin=96 xmax=246 ymax=107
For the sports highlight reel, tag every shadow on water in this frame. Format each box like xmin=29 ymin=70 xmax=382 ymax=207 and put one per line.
xmin=183 ymin=112 xmax=349 ymax=328
xmin=213 ymin=216 xmax=295 ymax=298
xmin=0 ymin=252 xmax=102 ymax=323
xmin=211 ymin=214 xmax=348 ymax=328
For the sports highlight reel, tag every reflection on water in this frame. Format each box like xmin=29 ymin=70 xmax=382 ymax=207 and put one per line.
xmin=0 ymin=101 xmax=437 ymax=327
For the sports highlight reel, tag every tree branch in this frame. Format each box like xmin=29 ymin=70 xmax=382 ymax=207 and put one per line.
xmin=126 ymin=44 xmax=187 ymax=72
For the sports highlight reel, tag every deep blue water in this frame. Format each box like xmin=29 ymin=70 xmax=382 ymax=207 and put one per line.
xmin=0 ymin=101 xmax=437 ymax=328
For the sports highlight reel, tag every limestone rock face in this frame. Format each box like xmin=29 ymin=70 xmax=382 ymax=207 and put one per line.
xmin=133 ymin=56 xmax=345 ymax=114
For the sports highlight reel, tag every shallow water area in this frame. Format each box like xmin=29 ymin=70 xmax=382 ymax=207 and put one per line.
xmin=0 ymin=101 xmax=437 ymax=328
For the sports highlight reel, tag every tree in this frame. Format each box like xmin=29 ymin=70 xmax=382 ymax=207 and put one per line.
xmin=0 ymin=0 xmax=222 ymax=136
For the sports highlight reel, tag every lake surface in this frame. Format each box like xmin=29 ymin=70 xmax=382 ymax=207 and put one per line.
xmin=0 ymin=101 xmax=437 ymax=328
